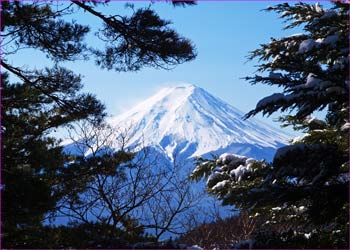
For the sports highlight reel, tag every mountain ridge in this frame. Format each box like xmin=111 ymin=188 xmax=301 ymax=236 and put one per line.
xmin=107 ymin=83 xmax=290 ymax=161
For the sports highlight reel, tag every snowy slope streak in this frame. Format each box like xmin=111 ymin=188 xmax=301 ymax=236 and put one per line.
xmin=60 ymin=83 xmax=291 ymax=234
xmin=109 ymin=84 xmax=290 ymax=161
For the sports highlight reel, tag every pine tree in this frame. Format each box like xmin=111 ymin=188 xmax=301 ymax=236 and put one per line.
xmin=191 ymin=2 xmax=348 ymax=248
xmin=2 ymin=69 xmax=105 ymax=247
xmin=1 ymin=1 xmax=196 ymax=247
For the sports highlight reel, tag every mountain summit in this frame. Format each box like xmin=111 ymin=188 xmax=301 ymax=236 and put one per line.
xmin=60 ymin=83 xmax=291 ymax=234
xmin=109 ymin=84 xmax=290 ymax=161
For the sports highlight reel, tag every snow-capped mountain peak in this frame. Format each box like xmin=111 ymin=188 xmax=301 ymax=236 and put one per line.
xmin=108 ymin=83 xmax=290 ymax=161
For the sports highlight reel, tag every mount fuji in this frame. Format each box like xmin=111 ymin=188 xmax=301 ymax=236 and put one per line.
xmin=60 ymin=83 xmax=292 ymax=234
xmin=107 ymin=83 xmax=290 ymax=163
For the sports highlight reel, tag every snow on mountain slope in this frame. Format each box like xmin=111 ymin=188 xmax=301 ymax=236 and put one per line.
xmin=59 ymin=83 xmax=291 ymax=234
xmin=108 ymin=83 xmax=291 ymax=161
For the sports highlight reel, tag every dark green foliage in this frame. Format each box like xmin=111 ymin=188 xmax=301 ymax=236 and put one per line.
xmin=191 ymin=156 xmax=271 ymax=208
xmin=245 ymin=2 xmax=348 ymax=119
xmin=170 ymin=0 xmax=197 ymax=7
xmin=1 ymin=2 xmax=89 ymax=61
xmin=1 ymin=67 xmax=104 ymax=246
xmin=70 ymin=0 xmax=196 ymax=71
xmin=2 ymin=1 xmax=196 ymax=70
xmin=4 ymin=222 xmax=146 ymax=249
xmin=90 ymin=5 xmax=196 ymax=71
xmin=192 ymin=2 xmax=348 ymax=248
xmin=2 ymin=1 xmax=196 ymax=248
xmin=1 ymin=70 xmax=99 ymax=224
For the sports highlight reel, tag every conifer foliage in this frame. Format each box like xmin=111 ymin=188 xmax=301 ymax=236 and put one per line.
xmin=1 ymin=1 xmax=196 ymax=248
xmin=191 ymin=2 xmax=349 ymax=248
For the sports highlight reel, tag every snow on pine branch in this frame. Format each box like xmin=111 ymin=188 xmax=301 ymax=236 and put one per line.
xmin=191 ymin=153 xmax=265 ymax=197
xmin=298 ymin=34 xmax=339 ymax=54
xmin=245 ymin=1 xmax=348 ymax=120
xmin=256 ymin=93 xmax=285 ymax=110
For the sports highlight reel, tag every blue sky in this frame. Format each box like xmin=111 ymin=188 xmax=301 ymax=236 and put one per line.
xmin=76 ymin=1 xmax=294 ymax=117
xmin=7 ymin=1 xmax=331 ymax=135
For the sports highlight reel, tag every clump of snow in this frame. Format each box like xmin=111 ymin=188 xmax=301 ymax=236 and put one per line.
xmin=230 ymin=164 xmax=250 ymax=182
xmin=298 ymin=39 xmax=319 ymax=53
xmin=315 ymin=38 xmax=324 ymax=44
xmin=281 ymin=11 xmax=290 ymax=17
xmin=207 ymin=171 xmax=223 ymax=184
xmin=314 ymin=2 xmax=322 ymax=13
xmin=305 ymin=73 xmax=322 ymax=88
xmin=256 ymin=93 xmax=285 ymax=109
xmin=341 ymin=122 xmax=350 ymax=131
xmin=304 ymin=232 xmax=312 ymax=239
xmin=272 ymin=55 xmax=281 ymax=64
xmin=269 ymin=72 xmax=283 ymax=79
xmin=212 ymin=180 xmax=229 ymax=191
xmin=299 ymin=34 xmax=339 ymax=54
xmin=187 ymin=245 xmax=203 ymax=250
xmin=298 ymin=206 xmax=306 ymax=212
xmin=286 ymin=33 xmax=305 ymax=38
xmin=304 ymin=116 xmax=327 ymax=128
xmin=291 ymin=73 xmax=334 ymax=91
xmin=191 ymin=165 xmax=201 ymax=176
xmin=272 ymin=207 xmax=282 ymax=211
xmin=205 ymin=153 xmax=261 ymax=193
xmin=292 ymin=134 xmax=309 ymax=144
xmin=291 ymin=205 xmax=307 ymax=214
xmin=216 ymin=153 xmax=257 ymax=182
xmin=217 ymin=153 xmax=247 ymax=166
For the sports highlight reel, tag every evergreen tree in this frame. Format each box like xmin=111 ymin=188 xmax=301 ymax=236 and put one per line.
xmin=1 ymin=1 xmax=196 ymax=247
xmin=191 ymin=2 xmax=348 ymax=248
xmin=2 ymin=68 xmax=105 ymax=247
